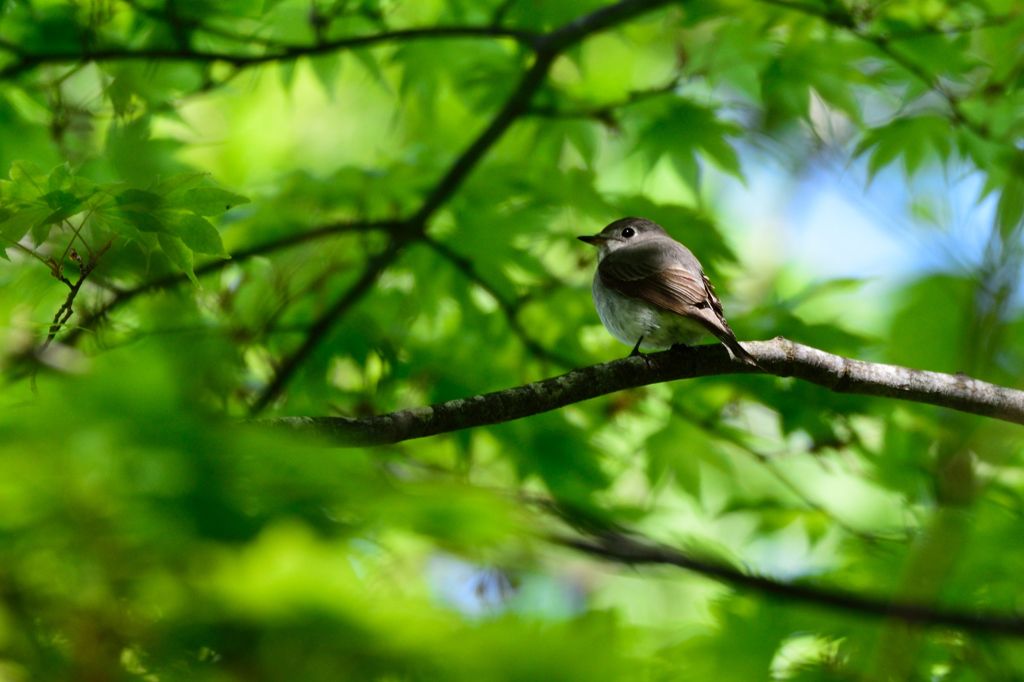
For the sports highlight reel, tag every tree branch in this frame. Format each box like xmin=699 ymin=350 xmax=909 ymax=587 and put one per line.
xmin=422 ymin=236 xmax=576 ymax=368
xmin=258 ymin=337 xmax=1024 ymax=446
xmin=410 ymin=0 xmax=677 ymax=226
xmin=63 ymin=220 xmax=397 ymax=348
xmin=41 ymin=241 xmax=112 ymax=352
xmin=755 ymin=0 xmax=1021 ymax=38
xmin=536 ymin=0 xmax=675 ymax=53
xmin=248 ymin=239 xmax=405 ymax=415
xmin=0 ymin=26 xmax=540 ymax=79
xmin=526 ymin=75 xmax=682 ymax=121
xmin=563 ymin=531 xmax=1024 ymax=636
xmin=409 ymin=52 xmax=558 ymax=226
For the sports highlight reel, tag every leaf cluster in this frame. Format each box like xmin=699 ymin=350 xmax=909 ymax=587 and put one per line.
xmin=0 ymin=161 xmax=247 ymax=284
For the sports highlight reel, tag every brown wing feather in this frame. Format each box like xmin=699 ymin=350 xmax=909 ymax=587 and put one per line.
xmin=599 ymin=259 xmax=759 ymax=367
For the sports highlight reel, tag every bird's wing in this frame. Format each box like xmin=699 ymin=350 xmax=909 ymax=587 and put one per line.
xmin=598 ymin=246 xmax=759 ymax=366
xmin=599 ymin=257 xmax=709 ymax=314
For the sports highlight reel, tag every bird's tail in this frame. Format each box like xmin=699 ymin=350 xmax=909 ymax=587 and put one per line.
xmin=690 ymin=305 xmax=762 ymax=369
xmin=720 ymin=335 xmax=760 ymax=368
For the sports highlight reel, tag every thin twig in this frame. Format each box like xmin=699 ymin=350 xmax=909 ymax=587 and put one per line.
xmin=527 ymin=74 xmax=684 ymax=120
xmin=41 ymin=239 xmax=112 ymax=351
xmin=0 ymin=26 xmax=541 ymax=79
xmin=64 ymin=220 xmax=397 ymax=346
xmin=564 ymin=531 xmax=1024 ymax=636
xmin=670 ymin=403 xmax=911 ymax=544
xmin=0 ymin=234 xmax=52 ymax=266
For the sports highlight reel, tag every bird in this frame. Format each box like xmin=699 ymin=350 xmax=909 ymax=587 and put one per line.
xmin=578 ymin=217 xmax=758 ymax=366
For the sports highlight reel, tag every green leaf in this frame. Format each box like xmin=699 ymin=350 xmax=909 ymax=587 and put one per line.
xmin=176 ymin=187 xmax=251 ymax=216
xmin=896 ymin=34 xmax=974 ymax=81
xmin=0 ymin=206 xmax=50 ymax=244
xmin=854 ymin=116 xmax=952 ymax=181
xmin=47 ymin=163 xmax=71 ymax=192
xmin=31 ymin=217 xmax=52 ymax=246
xmin=0 ymin=207 xmax=11 ymax=259
xmin=115 ymin=188 xmax=164 ymax=211
xmin=997 ymin=179 xmax=1024 ymax=238
xmin=637 ymin=100 xmax=743 ymax=185
xmin=93 ymin=212 xmax=144 ymax=243
xmin=157 ymin=232 xmax=199 ymax=286
xmin=887 ymin=275 xmax=975 ymax=374
xmin=157 ymin=210 xmax=229 ymax=257
xmin=32 ymin=189 xmax=84 ymax=244
xmin=9 ymin=160 xmax=48 ymax=197
xmin=119 ymin=210 xmax=164 ymax=233
xmin=105 ymin=76 xmax=133 ymax=117
xmin=278 ymin=60 xmax=297 ymax=88
xmin=150 ymin=173 xmax=208 ymax=197
xmin=93 ymin=184 xmax=166 ymax=237
xmin=310 ymin=54 xmax=342 ymax=93
xmin=70 ymin=175 xmax=94 ymax=198
xmin=351 ymin=48 xmax=390 ymax=91
xmin=0 ymin=179 xmax=17 ymax=200
xmin=41 ymin=189 xmax=79 ymax=212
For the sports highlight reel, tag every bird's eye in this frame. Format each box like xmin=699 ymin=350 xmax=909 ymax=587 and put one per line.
xmin=621 ymin=227 xmax=635 ymax=238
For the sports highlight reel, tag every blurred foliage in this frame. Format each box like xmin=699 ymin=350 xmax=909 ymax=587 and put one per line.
xmin=2 ymin=0 xmax=1024 ymax=679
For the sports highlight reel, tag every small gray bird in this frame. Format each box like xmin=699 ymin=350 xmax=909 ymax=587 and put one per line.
xmin=578 ymin=217 xmax=758 ymax=366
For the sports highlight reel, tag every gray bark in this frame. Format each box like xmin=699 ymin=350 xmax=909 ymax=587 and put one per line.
xmin=257 ymin=337 xmax=1024 ymax=446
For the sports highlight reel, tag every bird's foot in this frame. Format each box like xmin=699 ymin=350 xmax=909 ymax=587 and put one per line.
xmin=629 ymin=337 xmax=653 ymax=368
xmin=629 ymin=336 xmax=644 ymax=357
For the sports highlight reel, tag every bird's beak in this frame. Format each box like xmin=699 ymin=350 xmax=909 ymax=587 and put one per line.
xmin=577 ymin=234 xmax=607 ymax=245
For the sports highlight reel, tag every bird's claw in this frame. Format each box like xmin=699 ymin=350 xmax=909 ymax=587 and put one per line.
xmin=629 ymin=336 xmax=644 ymax=357
xmin=628 ymin=337 xmax=653 ymax=368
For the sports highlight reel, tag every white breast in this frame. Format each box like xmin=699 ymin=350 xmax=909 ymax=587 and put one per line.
xmin=591 ymin=273 xmax=708 ymax=351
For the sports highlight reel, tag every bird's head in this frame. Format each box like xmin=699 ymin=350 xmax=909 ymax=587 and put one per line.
xmin=577 ymin=217 xmax=668 ymax=260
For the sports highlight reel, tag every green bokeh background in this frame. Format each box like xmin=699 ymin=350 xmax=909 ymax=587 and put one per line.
xmin=2 ymin=0 xmax=1024 ymax=679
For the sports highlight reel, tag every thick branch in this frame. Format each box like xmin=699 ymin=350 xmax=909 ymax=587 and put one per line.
xmin=259 ymin=337 xmax=1024 ymax=446
xmin=565 ymin=532 xmax=1024 ymax=636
